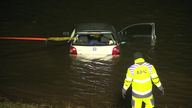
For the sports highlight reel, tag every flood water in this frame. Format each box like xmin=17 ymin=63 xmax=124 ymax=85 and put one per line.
xmin=0 ymin=0 xmax=192 ymax=108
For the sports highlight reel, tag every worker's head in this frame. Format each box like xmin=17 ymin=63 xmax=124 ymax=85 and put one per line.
xmin=134 ymin=52 xmax=142 ymax=60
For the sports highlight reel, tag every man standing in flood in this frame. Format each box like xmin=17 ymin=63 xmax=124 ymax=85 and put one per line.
xmin=122 ymin=52 xmax=164 ymax=108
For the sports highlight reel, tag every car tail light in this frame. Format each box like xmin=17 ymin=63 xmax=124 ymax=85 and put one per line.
xmin=112 ymin=46 xmax=120 ymax=55
xmin=70 ymin=46 xmax=77 ymax=54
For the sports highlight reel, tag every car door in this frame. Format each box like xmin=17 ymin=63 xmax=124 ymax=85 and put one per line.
xmin=118 ymin=23 xmax=156 ymax=46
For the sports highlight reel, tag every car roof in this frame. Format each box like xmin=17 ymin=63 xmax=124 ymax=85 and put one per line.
xmin=75 ymin=23 xmax=116 ymax=33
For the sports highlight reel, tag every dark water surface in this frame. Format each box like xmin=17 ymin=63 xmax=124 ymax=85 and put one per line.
xmin=0 ymin=0 xmax=192 ymax=108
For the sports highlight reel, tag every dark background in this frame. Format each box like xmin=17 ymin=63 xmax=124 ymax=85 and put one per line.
xmin=0 ymin=0 xmax=192 ymax=107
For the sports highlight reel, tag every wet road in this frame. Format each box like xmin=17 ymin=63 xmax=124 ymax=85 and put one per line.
xmin=0 ymin=0 xmax=192 ymax=107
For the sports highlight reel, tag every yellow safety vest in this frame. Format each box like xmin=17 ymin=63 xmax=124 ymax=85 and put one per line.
xmin=123 ymin=58 xmax=162 ymax=98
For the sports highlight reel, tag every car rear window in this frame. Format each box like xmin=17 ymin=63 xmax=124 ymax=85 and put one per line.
xmin=72 ymin=34 xmax=116 ymax=46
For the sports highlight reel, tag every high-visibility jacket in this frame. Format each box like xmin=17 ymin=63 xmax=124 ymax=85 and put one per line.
xmin=123 ymin=58 xmax=163 ymax=98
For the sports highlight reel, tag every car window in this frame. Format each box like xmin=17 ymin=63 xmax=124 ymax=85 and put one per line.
xmin=72 ymin=34 xmax=116 ymax=46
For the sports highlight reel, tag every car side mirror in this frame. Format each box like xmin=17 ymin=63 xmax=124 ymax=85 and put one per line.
xmin=120 ymin=41 xmax=126 ymax=44
xmin=119 ymin=37 xmax=129 ymax=44
xmin=63 ymin=32 xmax=70 ymax=35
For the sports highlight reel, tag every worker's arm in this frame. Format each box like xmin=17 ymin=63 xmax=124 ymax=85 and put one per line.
xmin=151 ymin=65 xmax=164 ymax=95
xmin=122 ymin=68 xmax=133 ymax=98
xmin=123 ymin=68 xmax=133 ymax=90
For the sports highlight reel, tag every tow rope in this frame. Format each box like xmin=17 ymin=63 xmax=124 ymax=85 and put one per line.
xmin=0 ymin=37 xmax=76 ymax=41
xmin=48 ymin=37 xmax=76 ymax=41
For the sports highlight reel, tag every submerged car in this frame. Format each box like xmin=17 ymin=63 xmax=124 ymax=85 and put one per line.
xmin=67 ymin=23 xmax=156 ymax=55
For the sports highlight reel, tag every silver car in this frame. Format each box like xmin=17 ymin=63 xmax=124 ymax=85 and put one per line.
xmin=67 ymin=23 xmax=156 ymax=55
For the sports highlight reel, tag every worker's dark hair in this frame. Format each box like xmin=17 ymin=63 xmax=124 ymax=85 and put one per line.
xmin=134 ymin=52 xmax=142 ymax=60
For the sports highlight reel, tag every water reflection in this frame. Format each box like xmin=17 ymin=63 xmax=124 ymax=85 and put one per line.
xmin=69 ymin=55 xmax=120 ymax=106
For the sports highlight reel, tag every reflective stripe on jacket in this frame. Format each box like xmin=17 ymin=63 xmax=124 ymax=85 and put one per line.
xmin=123 ymin=58 xmax=162 ymax=98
